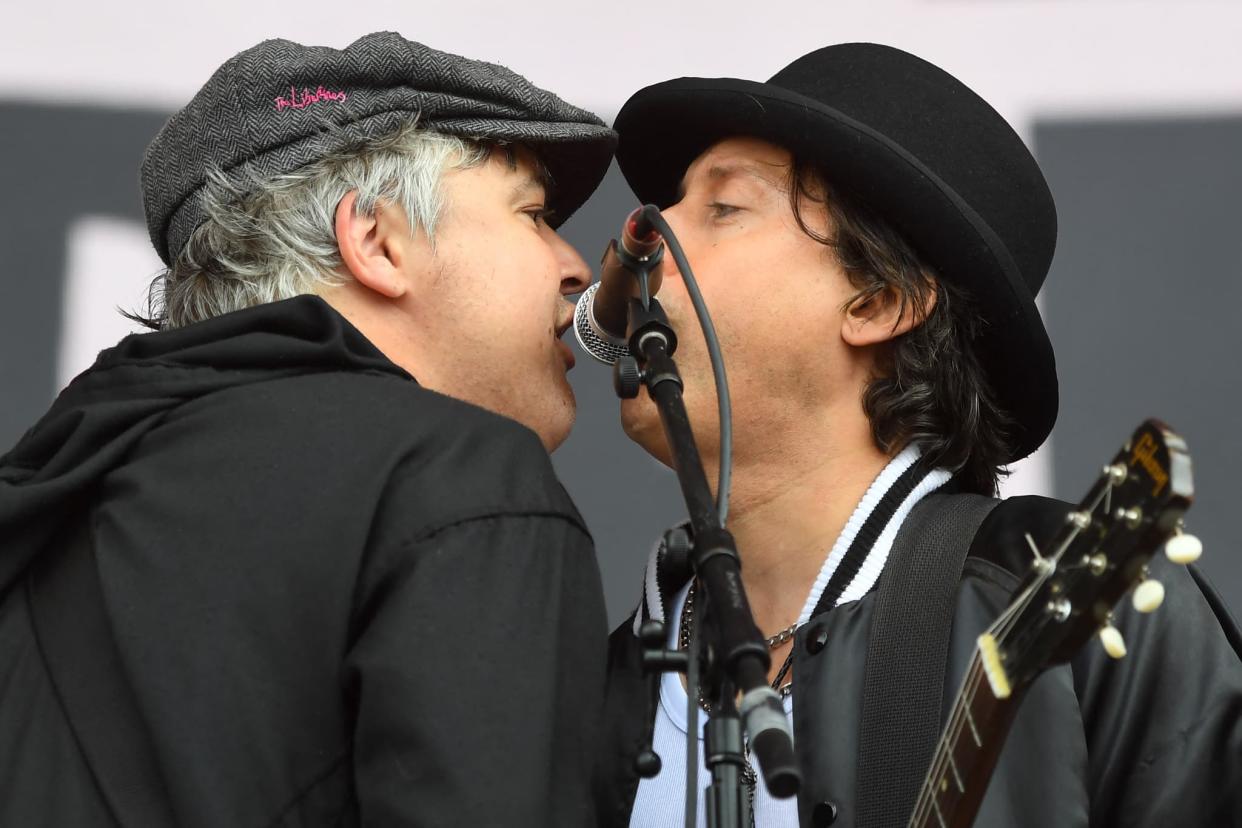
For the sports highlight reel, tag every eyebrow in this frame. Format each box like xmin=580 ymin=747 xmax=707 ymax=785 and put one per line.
xmin=500 ymin=144 xmax=556 ymax=200
xmin=510 ymin=173 xmax=547 ymax=202
xmin=675 ymin=161 xmax=782 ymax=201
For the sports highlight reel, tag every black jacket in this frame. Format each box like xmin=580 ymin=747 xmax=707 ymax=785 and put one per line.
xmin=0 ymin=296 xmax=607 ymax=826
xmin=596 ymin=495 xmax=1242 ymax=827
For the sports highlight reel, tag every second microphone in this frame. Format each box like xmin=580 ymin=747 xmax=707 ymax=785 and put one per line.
xmin=574 ymin=207 xmax=665 ymax=365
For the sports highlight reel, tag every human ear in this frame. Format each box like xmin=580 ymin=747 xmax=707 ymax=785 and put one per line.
xmin=840 ymin=279 xmax=938 ymax=347
xmin=334 ymin=191 xmax=409 ymax=300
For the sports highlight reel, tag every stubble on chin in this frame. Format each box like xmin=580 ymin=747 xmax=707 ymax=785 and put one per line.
xmin=540 ymin=390 xmax=576 ymax=452
xmin=619 ymin=396 xmax=673 ymax=467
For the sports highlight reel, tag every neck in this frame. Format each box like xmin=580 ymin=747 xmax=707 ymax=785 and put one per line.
xmin=717 ymin=412 xmax=894 ymax=639
xmin=316 ymin=280 xmax=422 ymax=378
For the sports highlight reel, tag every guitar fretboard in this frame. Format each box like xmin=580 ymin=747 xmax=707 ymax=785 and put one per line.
xmin=908 ymin=652 xmax=1021 ymax=828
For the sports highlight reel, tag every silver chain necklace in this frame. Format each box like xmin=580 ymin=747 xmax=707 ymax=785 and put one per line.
xmin=677 ymin=579 xmax=797 ymax=825
xmin=678 ymin=579 xmax=797 ymax=702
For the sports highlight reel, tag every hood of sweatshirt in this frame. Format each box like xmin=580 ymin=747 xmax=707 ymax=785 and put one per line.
xmin=0 ymin=295 xmax=408 ymax=593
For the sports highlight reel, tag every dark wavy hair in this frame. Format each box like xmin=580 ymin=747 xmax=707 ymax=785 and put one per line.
xmin=788 ymin=158 xmax=1015 ymax=494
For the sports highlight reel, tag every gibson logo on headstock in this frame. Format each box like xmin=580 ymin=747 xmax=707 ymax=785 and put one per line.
xmin=1129 ymin=432 xmax=1170 ymax=496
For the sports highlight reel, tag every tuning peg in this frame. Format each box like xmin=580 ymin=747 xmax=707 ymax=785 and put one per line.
xmin=1024 ymin=533 xmax=1053 ymax=575
xmin=1103 ymin=463 xmax=1128 ymax=487
xmin=1067 ymin=510 xmax=1093 ymax=531
xmin=1132 ymin=579 xmax=1165 ymax=613
xmin=1099 ymin=624 xmax=1127 ymax=659
xmin=1164 ymin=532 xmax=1202 ymax=564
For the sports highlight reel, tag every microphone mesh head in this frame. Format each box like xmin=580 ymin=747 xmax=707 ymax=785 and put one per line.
xmin=573 ymin=282 xmax=630 ymax=365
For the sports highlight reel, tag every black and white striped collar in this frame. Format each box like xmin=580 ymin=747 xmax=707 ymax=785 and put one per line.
xmin=632 ymin=444 xmax=952 ymax=636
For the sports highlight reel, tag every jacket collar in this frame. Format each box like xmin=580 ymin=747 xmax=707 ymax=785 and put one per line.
xmin=631 ymin=444 xmax=952 ymax=637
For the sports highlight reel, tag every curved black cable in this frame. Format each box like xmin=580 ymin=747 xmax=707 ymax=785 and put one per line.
xmin=639 ymin=204 xmax=733 ymax=525
xmin=634 ymin=204 xmax=738 ymax=827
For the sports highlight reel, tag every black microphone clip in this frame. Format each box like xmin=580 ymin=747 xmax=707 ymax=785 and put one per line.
xmin=613 ymin=239 xmax=664 ymax=308
xmin=608 ymin=206 xmax=666 ymax=321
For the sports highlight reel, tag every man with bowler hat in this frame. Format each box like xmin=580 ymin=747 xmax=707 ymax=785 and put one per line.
xmin=595 ymin=43 xmax=1242 ymax=826
xmin=0 ymin=33 xmax=614 ymax=825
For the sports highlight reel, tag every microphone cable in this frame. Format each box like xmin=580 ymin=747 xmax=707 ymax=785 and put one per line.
xmin=637 ymin=204 xmax=733 ymax=526
xmin=634 ymin=204 xmax=734 ymax=828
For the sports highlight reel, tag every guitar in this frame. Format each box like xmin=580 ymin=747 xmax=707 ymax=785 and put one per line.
xmin=907 ymin=419 xmax=1202 ymax=828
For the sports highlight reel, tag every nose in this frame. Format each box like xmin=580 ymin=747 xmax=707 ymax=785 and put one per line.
xmin=652 ymin=203 xmax=688 ymax=283
xmin=547 ymin=228 xmax=591 ymax=296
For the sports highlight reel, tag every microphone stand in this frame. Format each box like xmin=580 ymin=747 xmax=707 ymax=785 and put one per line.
xmin=616 ymin=283 xmax=801 ymax=826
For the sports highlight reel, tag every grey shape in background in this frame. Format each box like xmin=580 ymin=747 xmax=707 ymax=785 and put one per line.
xmin=1037 ymin=115 xmax=1242 ymax=618
xmin=6 ymin=103 xmax=1235 ymax=630
xmin=0 ymin=103 xmax=170 ymax=445
xmin=555 ymin=161 xmax=688 ymax=628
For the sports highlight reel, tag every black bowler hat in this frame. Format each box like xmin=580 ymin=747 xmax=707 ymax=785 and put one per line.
xmin=613 ymin=43 xmax=1058 ymax=463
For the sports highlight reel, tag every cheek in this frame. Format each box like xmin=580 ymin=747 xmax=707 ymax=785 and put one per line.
xmin=471 ymin=233 xmax=560 ymax=318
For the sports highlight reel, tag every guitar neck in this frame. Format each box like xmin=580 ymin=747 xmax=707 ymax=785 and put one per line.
xmin=908 ymin=653 xmax=1024 ymax=828
xmin=905 ymin=420 xmax=1196 ymax=827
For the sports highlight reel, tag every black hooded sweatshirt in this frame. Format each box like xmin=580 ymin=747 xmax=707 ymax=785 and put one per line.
xmin=0 ymin=295 xmax=607 ymax=826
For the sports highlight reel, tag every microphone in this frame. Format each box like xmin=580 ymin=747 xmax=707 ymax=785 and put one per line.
xmin=574 ymin=208 xmax=664 ymax=364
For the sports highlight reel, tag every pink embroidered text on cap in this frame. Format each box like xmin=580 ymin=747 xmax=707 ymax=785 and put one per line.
xmin=274 ymin=86 xmax=349 ymax=112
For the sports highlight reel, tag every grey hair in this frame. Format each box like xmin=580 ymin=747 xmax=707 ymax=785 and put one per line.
xmin=130 ymin=121 xmax=494 ymax=330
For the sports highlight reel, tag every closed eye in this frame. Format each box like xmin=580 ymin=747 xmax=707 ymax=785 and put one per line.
xmin=708 ymin=202 xmax=742 ymax=219
xmin=523 ymin=206 xmax=555 ymax=225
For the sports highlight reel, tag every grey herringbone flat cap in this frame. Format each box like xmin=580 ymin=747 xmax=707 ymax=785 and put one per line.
xmin=141 ymin=32 xmax=617 ymax=265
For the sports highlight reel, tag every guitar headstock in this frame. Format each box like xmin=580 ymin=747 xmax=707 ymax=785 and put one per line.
xmin=979 ymin=419 xmax=1198 ymax=700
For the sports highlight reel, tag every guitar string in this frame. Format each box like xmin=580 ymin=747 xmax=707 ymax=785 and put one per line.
xmin=911 ymin=577 xmax=1037 ymax=825
xmin=911 ymin=581 xmax=1038 ymax=828
xmin=910 ymin=659 xmax=985 ymax=827
xmin=911 ymin=521 xmax=1075 ymax=826
xmin=913 ymin=574 xmax=1046 ymax=826
xmin=910 ymin=665 xmax=971 ymax=826
xmin=909 ymin=477 xmax=1116 ymax=826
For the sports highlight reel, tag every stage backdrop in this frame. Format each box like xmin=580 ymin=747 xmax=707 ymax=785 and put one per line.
xmin=3 ymin=1 xmax=1240 ymax=627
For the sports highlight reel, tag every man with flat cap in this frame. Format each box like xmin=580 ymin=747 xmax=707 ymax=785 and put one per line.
xmin=0 ymin=33 xmax=614 ymax=825
xmin=594 ymin=44 xmax=1242 ymax=826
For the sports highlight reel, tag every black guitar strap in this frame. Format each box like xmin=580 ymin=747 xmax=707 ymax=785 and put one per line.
xmin=855 ymin=492 xmax=999 ymax=828
xmin=26 ymin=515 xmax=178 ymax=827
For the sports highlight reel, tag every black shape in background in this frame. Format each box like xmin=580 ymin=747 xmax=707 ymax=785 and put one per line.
xmin=1037 ymin=115 xmax=1242 ymax=618
xmin=0 ymin=102 xmax=170 ymax=446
